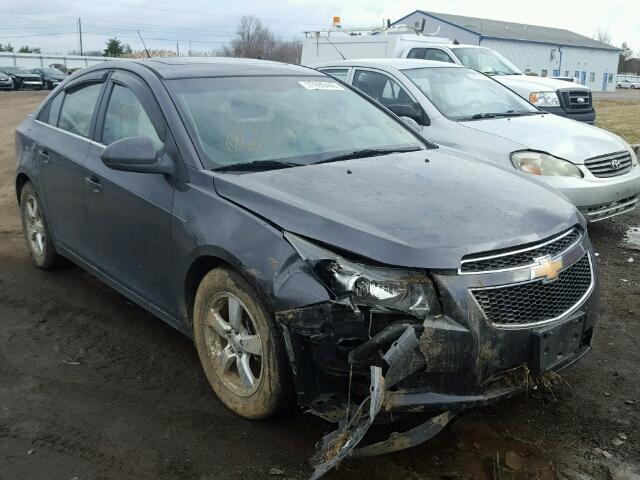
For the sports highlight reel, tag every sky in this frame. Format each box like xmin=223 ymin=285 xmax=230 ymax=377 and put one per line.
xmin=1 ymin=0 xmax=639 ymax=55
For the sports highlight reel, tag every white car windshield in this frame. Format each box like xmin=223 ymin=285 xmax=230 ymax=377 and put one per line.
xmin=452 ymin=48 xmax=521 ymax=76
xmin=168 ymin=76 xmax=425 ymax=169
xmin=403 ymin=67 xmax=539 ymax=121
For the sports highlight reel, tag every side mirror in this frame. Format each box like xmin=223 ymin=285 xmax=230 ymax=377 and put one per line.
xmin=101 ymin=136 xmax=173 ymax=175
xmin=388 ymin=103 xmax=430 ymax=126
xmin=400 ymin=116 xmax=421 ymax=133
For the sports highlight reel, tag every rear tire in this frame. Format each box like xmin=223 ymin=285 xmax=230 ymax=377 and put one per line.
xmin=193 ymin=267 xmax=293 ymax=419
xmin=19 ymin=182 xmax=62 ymax=269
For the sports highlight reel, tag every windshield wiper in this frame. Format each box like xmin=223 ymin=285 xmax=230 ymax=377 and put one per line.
xmin=464 ymin=110 xmax=543 ymax=120
xmin=313 ymin=146 xmax=423 ymax=165
xmin=212 ymin=160 xmax=303 ymax=172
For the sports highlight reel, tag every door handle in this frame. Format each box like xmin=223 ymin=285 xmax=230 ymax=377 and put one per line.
xmin=85 ymin=175 xmax=103 ymax=193
xmin=37 ymin=148 xmax=50 ymax=163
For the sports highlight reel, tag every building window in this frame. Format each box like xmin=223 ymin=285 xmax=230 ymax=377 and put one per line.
xmin=589 ymin=72 xmax=595 ymax=83
xmin=524 ymin=68 xmax=531 ymax=73
xmin=608 ymin=73 xmax=613 ymax=83
xmin=541 ymin=69 xmax=548 ymax=77
xmin=574 ymin=70 xmax=580 ymax=78
xmin=564 ymin=70 xmax=569 ymax=77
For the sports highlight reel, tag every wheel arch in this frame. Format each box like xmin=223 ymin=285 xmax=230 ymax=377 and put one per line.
xmin=15 ymin=172 xmax=31 ymax=203
xmin=182 ymin=252 xmax=271 ymax=332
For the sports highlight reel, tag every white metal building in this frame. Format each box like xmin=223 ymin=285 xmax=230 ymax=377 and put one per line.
xmin=0 ymin=52 xmax=120 ymax=70
xmin=393 ymin=11 xmax=620 ymax=91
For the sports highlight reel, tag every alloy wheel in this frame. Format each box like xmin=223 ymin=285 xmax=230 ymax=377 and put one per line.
xmin=24 ymin=195 xmax=45 ymax=258
xmin=204 ymin=292 xmax=264 ymax=397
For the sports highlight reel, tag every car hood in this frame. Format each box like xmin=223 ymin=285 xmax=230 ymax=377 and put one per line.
xmin=458 ymin=113 xmax=629 ymax=163
xmin=495 ymin=74 xmax=590 ymax=92
xmin=213 ymin=149 xmax=581 ymax=269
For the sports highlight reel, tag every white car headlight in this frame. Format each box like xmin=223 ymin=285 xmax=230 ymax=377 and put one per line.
xmin=511 ymin=151 xmax=583 ymax=178
xmin=529 ymin=91 xmax=560 ymax=107
xmin=285 ymin=232 xmax=439 ymax=319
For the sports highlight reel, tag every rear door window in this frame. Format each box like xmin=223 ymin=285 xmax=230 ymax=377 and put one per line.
xmin=407 ymin=48 xmax=425 ymax=59
xmin=58 ymin=82 xmax=103 ymax=137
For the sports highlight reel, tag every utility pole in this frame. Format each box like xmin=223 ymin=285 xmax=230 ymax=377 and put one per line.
xmin=189 ymin=40 xmax=192 ymax=56
xmin=78 ymin=17 xmax=83 ymax=55
xmin=176 ymin=42 xmax=180 ymax=56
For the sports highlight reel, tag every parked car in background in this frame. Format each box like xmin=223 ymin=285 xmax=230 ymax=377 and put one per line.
xmin=302 ymin=37 xmax=596 ymax=124
xmin=0 ymin=66 xmax=43 ymax=90
xmin=15 ymin=59 xmax=597 ymax=468
xmin=31 ymin=67 xmax=67 ymax=90
xmin=617 ymin=79 xmax=640 ymax=89
xmin=0 ymin=72 xmax=14 ymax=90
xmin=315 ymin=58 xmax=640 ymax=222
xmin=49 ymin=63 xmax=72 ymax=75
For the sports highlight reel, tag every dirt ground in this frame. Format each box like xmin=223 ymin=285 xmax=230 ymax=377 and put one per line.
xmin=0 ymin=91 xmax=639 ymax=480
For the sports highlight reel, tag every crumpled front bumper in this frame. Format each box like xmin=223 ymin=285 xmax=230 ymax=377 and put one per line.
xmin=275 ymin=255 xmax=598 ymax=419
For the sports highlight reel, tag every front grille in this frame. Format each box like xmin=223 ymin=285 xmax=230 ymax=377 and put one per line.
xmin=460 ymin=228 xmax=581 ymax=273
xmin=471 ymin=254 xmax=592 ymax=326
xmin=560 ymin=90 xmax=592 ymax=112
xmin=584 ymin=151 xmax=633 ymax=178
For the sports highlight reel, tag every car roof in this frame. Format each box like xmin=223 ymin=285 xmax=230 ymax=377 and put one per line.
xmin=116 ymin=57 xmax=324 ymax=80
xmin=311 ymin=58 xmax=464 ymax=71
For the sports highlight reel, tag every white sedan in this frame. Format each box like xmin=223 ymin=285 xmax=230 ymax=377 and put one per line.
xmin=314 ymin=59 xmax=640 ymax=222
xmin=617 ymin=79 xmax=640 ymax=89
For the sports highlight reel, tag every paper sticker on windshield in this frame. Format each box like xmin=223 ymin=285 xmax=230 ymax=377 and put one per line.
xmin=298 ymin=80 xmax=344 ymax=90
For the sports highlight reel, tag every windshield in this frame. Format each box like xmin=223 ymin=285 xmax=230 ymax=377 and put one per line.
xmin=167 ymin=76 xmax=424 ymax=169
xmin=1 ymin=67 xmax=29 ymax=74
xmin=451 ymin=48 xmax=521 ymax=76
xmin=403 ymin=67 xmax=538 ymax=121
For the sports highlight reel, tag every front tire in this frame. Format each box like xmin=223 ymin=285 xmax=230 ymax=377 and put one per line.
xmin=19 ymin=182 xmax=61 ymax=269
xmin=193 ymin=267 xmax=293 ymax=419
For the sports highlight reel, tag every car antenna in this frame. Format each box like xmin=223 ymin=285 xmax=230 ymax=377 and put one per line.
xmin=321 ymin=33 xmax=346 ymax=60
xmin=137 ymin=30 xmax=151 ymax=58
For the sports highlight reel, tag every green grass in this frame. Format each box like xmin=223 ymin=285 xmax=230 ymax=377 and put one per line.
xmin=594 ymin=99 xmax=640 ymax=145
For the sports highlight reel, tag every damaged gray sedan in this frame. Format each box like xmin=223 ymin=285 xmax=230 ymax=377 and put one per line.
xmin=16 ymin=58 xmax=597 ymax=475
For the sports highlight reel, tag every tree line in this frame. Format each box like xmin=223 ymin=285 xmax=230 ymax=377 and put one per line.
xmin=0 ymin=44 xmax=42 ymax=53
xmin=100 ymin=15 xmax=302 ymax=63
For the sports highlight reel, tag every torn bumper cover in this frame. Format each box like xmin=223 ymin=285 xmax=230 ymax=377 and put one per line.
xmin=308 ymin=328 xmax=455 ymax=480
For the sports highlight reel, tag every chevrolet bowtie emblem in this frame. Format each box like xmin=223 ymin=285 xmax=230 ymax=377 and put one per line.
xmin=531 ymin=256 xmax=563 ymax=282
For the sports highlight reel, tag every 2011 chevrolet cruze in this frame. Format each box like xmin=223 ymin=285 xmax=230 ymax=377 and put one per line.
xmin=16 ymin=58 xmax=598 ymax=431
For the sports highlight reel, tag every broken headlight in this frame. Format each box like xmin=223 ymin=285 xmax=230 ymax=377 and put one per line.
xmin=285 ymin=232 xmax=438 ymax=319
